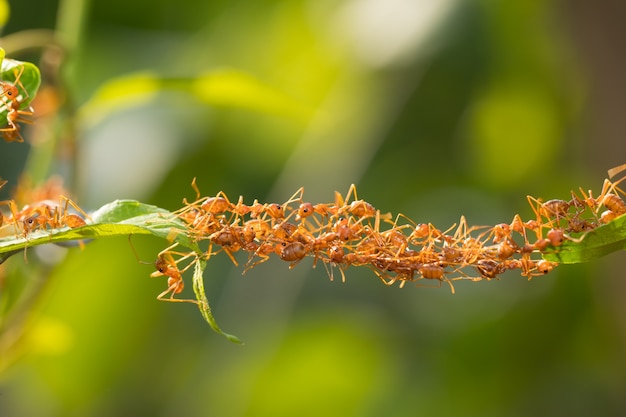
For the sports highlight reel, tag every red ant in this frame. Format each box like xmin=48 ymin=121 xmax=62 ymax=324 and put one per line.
xmin=130 ymin=238 xmax=199 ymax=303
xmin=0 ymin=66 xmax=34 ymax=143
xmin=16 ymin=196 xmax=89 ymax=236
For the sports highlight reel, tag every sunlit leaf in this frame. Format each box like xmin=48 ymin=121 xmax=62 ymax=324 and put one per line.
xmin=193 ymin=69 xmax=311 ymax=119
xmin=0 ymin=56 xmax=41 ymax=123
xmin=0 ymin=200 xmax=199 ymax=255
xmin=543 ymin=214 xmax=626 ymax=264
xmin=78 ymin=72 xmax=162 ymax=126
xmin=79 ymin=69 xmax=312 ymax=127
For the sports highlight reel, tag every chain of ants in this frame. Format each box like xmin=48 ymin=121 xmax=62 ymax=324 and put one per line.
xmin=146 ymin=172 xmax=626 ymax=304
xmin=2 ymin=177 xmax=623 ymax=308
xmin=2 ymin=66 xmax=626 ymax=303
xmin=0 ymin=171 xmax=625 ymax=304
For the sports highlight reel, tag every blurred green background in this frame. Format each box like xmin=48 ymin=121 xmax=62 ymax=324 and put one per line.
xmin=2 ymin=0 xmax=626 ymax=415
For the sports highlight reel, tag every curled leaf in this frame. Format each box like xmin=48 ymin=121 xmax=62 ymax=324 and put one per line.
xmin=192 ymin=258 xmax=242 ymax=344
xmin=0 ymin=55 xmax=41 ymax=119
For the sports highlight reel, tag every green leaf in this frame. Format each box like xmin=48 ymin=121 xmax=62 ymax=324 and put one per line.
xmin=192 ymin=69 xmax=312 ymax=119
xmin=0 ymin=199 xmax=241 ymax=341
xmin=77 ymin=72 xmax=162 ymax=126
xmin=0 ymin=56 xmax=41 ymax=111
xmin=543 ymin=214 xmax=626 ymax=264
xmin=90 ymin=199 xmax=199 ymax=250
xmin=192 ymin=257 xmax=243 ymax=344
xmin=79 ymin=69 xmax=312 ymax=127
xmin=0 ymin=200 xmax=198 ymax=254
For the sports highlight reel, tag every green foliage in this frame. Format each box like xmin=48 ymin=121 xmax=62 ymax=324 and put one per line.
xmin=79 ymin=69 xmax=311 ymax=127
xmin=2 ymin=1 xmax=626 ymax=416
xmin=0 ymin=201 xmax=191 ymax=253
xmin=0 ymin=48 xmax=41 ymax=119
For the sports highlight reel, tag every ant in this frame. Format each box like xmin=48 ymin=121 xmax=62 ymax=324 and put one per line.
xmin=0 ymin=179 xmax=18 ymax=233
xmin=0 ymin=66 xmax=34 ymax=143
xmin=274 ymin=240 xmax=308 ymax=268
xmin=18 ymin=196 xmax=89 ymax=236
xmin=206 ymin=221 xmax=244 ymax=266
xmin=152 ymin=248 xmax=198 ymax=302
xmin=130 ymin=238 xmax=199 ymax=303
xmin=576 ymin=173 xmax=626 ymax=218
xmin=334 ymin=184 xmax=376 ymax=219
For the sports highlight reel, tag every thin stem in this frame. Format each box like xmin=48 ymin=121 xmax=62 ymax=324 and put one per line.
xmin=54 ymin=0 xmax=91 ymax=197
xmin=55 ymin=0 xmax=90 ymax=60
